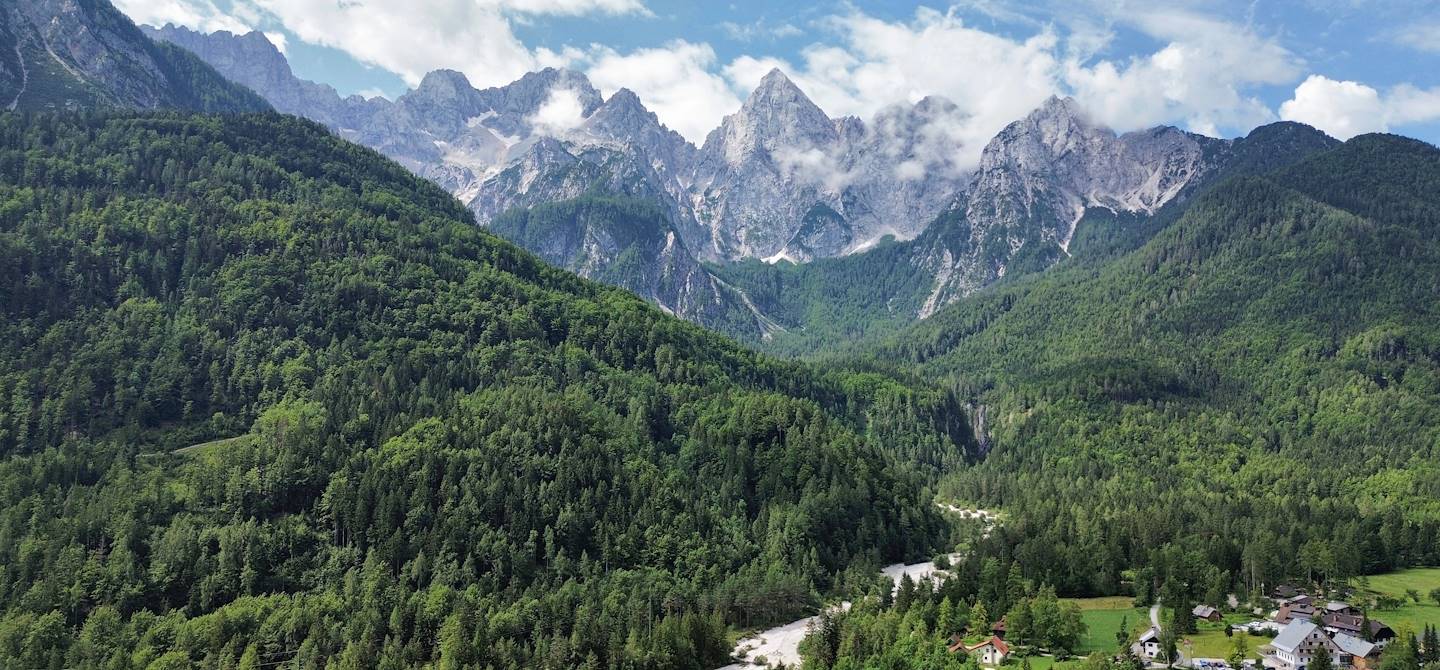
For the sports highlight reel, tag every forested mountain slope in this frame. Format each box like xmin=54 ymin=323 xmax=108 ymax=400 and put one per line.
xmin=869 ymin=134 xmax=1440 ymax=595
xmin=0 ymin=111 xmax=972 ymax=669
xmin=0 ymin=0 xmax=268 ymax=113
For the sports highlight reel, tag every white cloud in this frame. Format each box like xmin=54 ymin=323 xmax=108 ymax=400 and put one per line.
xmin=263 ymin=31 xmax=288 ymax=55
xmin=528 ymin=88 xmax=587 ymax=135
xmin=585 ymin=41 xmax=742 ymax=143
xmin=1280 ymin=75 xmax=1440 ymax=139
xmin=1392 ymin=20 xmax=1440 ymax=53
xmin=723 ymin=8 xmax=1061 ymax=170
xmin=773 ymin=146 xmax=856 ymax=191
xmin=113 ymin=0 xmax=250 ymax=33
xmin=247 ymin=0 xmax=644 ymax=88
xmin=720 ymin=19 xmax=803 ymax=42
xmin=1063 ymin=7 xmax=1300 ymax=136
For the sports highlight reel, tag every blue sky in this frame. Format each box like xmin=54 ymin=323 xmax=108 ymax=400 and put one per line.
xmin=116 ymin=0 xmax=1440 ymax=154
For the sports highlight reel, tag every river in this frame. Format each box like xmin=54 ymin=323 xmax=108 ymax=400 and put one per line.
xmin=717 ymin=506 xmax=995 ymax=669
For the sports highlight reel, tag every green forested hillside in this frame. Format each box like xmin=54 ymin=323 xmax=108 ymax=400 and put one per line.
xmin=0 ymin=112 xmax=970 ymax=669
xmin=870 ymin=134 xmax=1440 ymax=597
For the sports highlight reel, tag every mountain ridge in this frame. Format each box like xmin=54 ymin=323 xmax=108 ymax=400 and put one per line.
xmin=146 ymin=23 xmax=1345 ymax=348
xmin=1 ymin=3 xmax=267 ymax=113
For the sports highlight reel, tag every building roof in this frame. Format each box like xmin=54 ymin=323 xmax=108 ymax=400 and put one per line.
xmin=1139 ymin=627 xmax=1160 ymax=643
xmin=1323 ymin=613 xmax=1364 ymax=633
xmin=1326 ymin=602 xmax=1354 ymax=612
xmin=965 ymin=636 xmax=1011 ymax=655
xmin=1194 ymin=605 xmax=1219 ymax=618
xmin=1332 ymin=633 xmax=1376 ymax=658
xmin=1273 ymin=621 xmax=1319 ymax=653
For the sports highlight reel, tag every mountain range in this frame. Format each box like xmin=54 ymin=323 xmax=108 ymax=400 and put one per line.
xmin=143 ymin=24 xmax=1346 ymax=345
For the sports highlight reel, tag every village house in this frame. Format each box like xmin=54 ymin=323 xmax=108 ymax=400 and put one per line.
xmin=1331 ymin=633 xmax=1381 ymax=670
xmin=1194 ymin=605 xmax=1223 ymax=622
xmin=1321 ymin=613 xmax=1393 ymax=644
xmin=1272 ymin=620 xmax=1337 ymax=670
xmin=1273 ymin=585 xmax=1303 ymax=601
xmin=1270 ymin=619 xmax=1384 ymax=670
xmin=1137 ymin=627 xmax=1163 ymax=661
xmin=1276 ymin=599 xmax=1318 ymax=624
xmin=961 ymin=633 xmax=1008 ymax=665
xmin=1325 ymin=602 xmax=1361 ymax=618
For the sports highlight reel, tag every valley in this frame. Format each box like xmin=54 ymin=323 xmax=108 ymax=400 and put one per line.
xmin=0 ymin=2 xmax=1438 ymax=670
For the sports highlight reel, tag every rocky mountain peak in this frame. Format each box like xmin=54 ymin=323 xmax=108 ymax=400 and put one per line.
xmin=747 ymin=69 xmax=806 ymax=105
xmin=487 ymin=67 xmax=603 ymax=118
xmin=707 ymin=68 xmax=835 ymax=165
xmin=413 ymin=69 xmax=476 ymax=101
xmin=589 ymin=88 xmax=650 ymax=127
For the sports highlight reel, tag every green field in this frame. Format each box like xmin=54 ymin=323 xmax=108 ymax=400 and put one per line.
xmin=1062 ymin=597 xmax=1149 ymax=655
xmin=172 ymin=435 xmax=250 ymax=459
xmin=1358 ymin=568 xmax=1440 ymax=632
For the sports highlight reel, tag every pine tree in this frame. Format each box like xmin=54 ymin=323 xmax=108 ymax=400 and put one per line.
xmin=969 ymin=602 xmax=991 ymax=641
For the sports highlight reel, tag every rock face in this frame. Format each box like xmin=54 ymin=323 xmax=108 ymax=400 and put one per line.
xmin=690 ymin=70 xmax=971 ymax=262
xmin=910 ymin=97 xmax=1230 ymax=316
xmin=143 ymin=29 xmax=967 ymax=263
xmin=1 ymin=2 xmax=267 ymax=113
xmin=489 ymin=197 xmax=782 ymax=339
xmin=143 ymin=24 xmax=350 ymax=124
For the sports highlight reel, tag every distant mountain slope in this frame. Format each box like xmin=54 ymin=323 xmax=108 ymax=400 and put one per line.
xmin=489 ymin=194 xmax=785 ymax=339
xmin=717 ymin=120 xmax=1339 ymax=354
xmin=0 ymin=0 xmax=267 ymax=112
xmin=0 ymin=111 xmax=972 ymax=668
xmin=867 ymin=133 xmax=1440 ymax=593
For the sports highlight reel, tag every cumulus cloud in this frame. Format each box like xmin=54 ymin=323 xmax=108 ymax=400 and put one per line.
xmin=1280 ymin=75 xmax=1440 ymax=139
xmin=263 ymin=31 xmax=288 ymax=55
xmin=113 ymin=0 xmax=250 ymax=33
xmin=250 ymin=0 xmax=594 ymax=87
xmin=585 ymin=41 xmax=742 ymax=143
xmin=773 ymin=146 xmax=856 ymax=191
xmin=1063 ymin=7 xmax=1300 ymax=136
xmin=528 ymin=88 xmax=588 ymax=135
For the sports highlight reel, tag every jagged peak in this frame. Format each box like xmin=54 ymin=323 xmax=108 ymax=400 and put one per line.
xmin=1029 ymin=95 xmax=1086 ymax=122
xmin=587 ymin=88 xmax=659 ymax=129
xmin=912 ymin=95 xmax=960 ymax=115
xmin=744 ymin=68 xmax=814 ymax=108
xmin=415 ymin=69 xmax=475 ymax=96
xmin=601 ymin=88 xmax=646 ymax=113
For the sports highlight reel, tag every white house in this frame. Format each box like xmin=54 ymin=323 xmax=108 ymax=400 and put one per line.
xmin=1272 ymin=620 xmax=1338 ymax=670
xmin=961 ymin=636 xmax=1011 ymax=667
xmin=1138 ymin=627 xmax=1163 ymax=660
